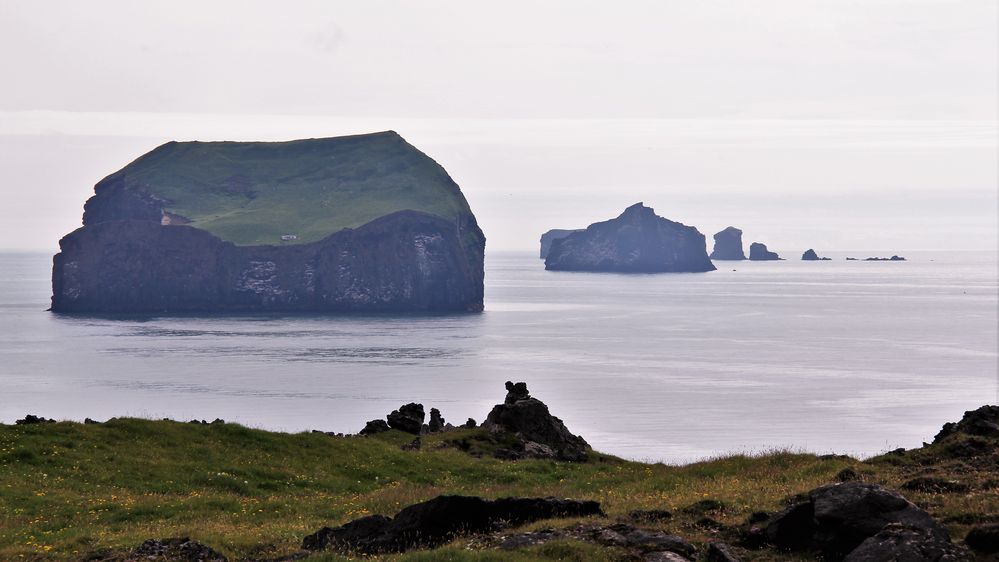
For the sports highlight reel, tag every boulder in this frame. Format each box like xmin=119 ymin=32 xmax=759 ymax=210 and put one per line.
xmin=540 ymin=229 xmax=584 ymax=259
xmin=544 ymin=203 xmax=715 ymax=273
xmin=359 ymin=419 xmax=390 ymax=436
xmin=748 ymin=242 xmax=780 ymax=261
xmin=483 ymin=381 xmax=589 ymax=461
xmin=900 ymin=477 xmax=969 ymax=494
xmin=710 ymin=227 xmax=746 ymax=260
xmin=934 ymin=405 xmax=999 ymax=442
xmin=843 ymin=525 xmax=967 ymax=562
xmin=302 ymin=495 xmax=603 ymax=554
xmin=387 ymin=403 xmax=425 ymax=435
xmin=462 ymin=418 xmax=477 ymax=429
xmin=14 ymin=415 xmax=55 ymax=425
xmin=802 ymin=249 xmax=831 ymax=261
xmin=427 ymin=408 xmax=445 ymax=433
xmin=706 ymin=542 xmax=744 ymax=562
xmin=628 ymin=509 xmax=674 ymax=522
xmin=122 ymin=537 xmax=228 ymax=562
xmin=965 ymin=523 xmax=999 ymax=554
xmin=766 ymin=482 xmax=947 ymax=560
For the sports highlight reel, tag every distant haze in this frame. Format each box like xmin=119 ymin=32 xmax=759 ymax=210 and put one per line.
xmin=1 ymin=1 xmax=996 ymax=252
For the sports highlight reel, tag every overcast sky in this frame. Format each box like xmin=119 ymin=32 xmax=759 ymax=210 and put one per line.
xmin=1 ymin=0 xmax=996 ymax=252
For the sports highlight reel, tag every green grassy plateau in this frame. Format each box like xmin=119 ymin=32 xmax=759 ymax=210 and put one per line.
xmin=99 ymin=131 xmax=472 ymax=245
xmin=1 ymin=419 xmax=995 ymax=561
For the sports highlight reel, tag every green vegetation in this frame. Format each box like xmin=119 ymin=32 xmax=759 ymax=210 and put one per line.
xmin=0 ymin=419 xmax=994 ymax=561
xmin=103 ymin=131 xmax=473 ymax=245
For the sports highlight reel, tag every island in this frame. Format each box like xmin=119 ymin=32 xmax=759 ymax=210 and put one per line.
xmin=50 ymin=132 xmax=486 ymax=313
xmin=539 ymin=229 xmax=583 ymax=259
xmin=709 ymin=226 xmax=746 ymax=260
xmin=544 ymin=203 xmax=715 ymax=273
xmin=748 ymin=242 xmax=781 ymax=261
xmin=865 ymin=255 xmax=907 ymax=261
xmin=802 ymin=249 xmax=831 ymax=261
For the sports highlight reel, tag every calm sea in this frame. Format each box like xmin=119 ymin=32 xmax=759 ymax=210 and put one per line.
xmin=1 ymin=250 xmax=996 ymax=463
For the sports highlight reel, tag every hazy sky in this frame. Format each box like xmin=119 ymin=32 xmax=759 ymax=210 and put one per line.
xmin=1 ymin=0 xmax=996 ymax=252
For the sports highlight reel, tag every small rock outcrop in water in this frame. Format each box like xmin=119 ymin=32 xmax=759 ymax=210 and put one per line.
xmin=539 ymin=229 xmax=583 ymax=259
xmin=864 ymin=255 xmax=906 ymax=261
xmin=765 ymin=482 xmax=949 ymax=560
xmin=544 ymin=203 xmax=715 ymax=273
xmin=302 ymin=495 xmax=603 ymax=554
xmin=387 ymin=403 xmax=425 ymax=435
xmin=710 ymin=227 xmax=746 ymax=260
xmin=802 ymin=249 xmax=831 ymax=261
xmin=482 ymin=381 xmax=590 ymax=461
xmin=748 ymin=242 xmax=780 ymax=261
xmin=51 ymin=132 xmax=485 ymax=313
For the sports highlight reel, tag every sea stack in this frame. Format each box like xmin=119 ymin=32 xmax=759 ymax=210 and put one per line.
xmin=539 ymin=229 xmax=583 ymax=259
xmin=748 ymin=242 xmax=780 ymax=261
xmin=709 ymin=227 xmax=746 ymax=260
xmin=51 ymin=132 xmax=486 ymax=313
xmin=802 ymin=249 xmax=831 ymax=261
xmin=544 ymin=203 xmax=715 ymax=273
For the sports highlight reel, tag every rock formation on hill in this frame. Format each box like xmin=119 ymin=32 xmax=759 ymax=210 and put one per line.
xmin=802 ymin=249 xmax=831 ymax=261
xmin=51 ymin=132 xmax=485 ymax=313
xmin=543 ymin=203 xmax=715 ymax=273
xmin=748 ymin=242 xmax=780 ymax=261
xmin=539 ymin=229 xmax=584 ymax=259
xmin=710 ymin=227 xmax=746 ymax=260
xmin=482 ymin=381 xmax=590 ymax=461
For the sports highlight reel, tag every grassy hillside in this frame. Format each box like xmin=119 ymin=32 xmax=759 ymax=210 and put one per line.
xmin=1 ymin=418 xmax=995 ymax=561
xmin=98 ymin=132 xmax=473 ymax=245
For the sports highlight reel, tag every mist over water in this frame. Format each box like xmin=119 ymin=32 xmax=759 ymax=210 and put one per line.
xmin=1 ymin=250 xmax=996 ymax=463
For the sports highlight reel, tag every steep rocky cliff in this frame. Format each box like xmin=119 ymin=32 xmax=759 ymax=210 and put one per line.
xmin=52 ymin=132 xmax=485 ymax=313
xmin=544 ymin=203 xmax=715 ymax=273
xmin=748 ymin=242 xmax=780 ymax=261
xmin=539 ymin=229 xmax=583 ymax=259
xmin=709 ymin=226 xmax=745 ymax=260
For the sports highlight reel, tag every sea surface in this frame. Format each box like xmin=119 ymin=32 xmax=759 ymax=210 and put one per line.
xmin=1 ymin=250 xmax=996 ymax=463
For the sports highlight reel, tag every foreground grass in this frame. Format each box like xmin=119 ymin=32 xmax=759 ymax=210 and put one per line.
xmin=0 ymin=419 xmax=993 ymax=560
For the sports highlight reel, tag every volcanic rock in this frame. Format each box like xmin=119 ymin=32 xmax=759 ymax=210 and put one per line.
xmin=359 ymin=419 xmax=390 ymax=436
xmin=302 ymin=495 xmax=603 ymax=554
xmin=843 ymin=525 xmax=967 ymax=562
xmin=544 ymin=203 xmax=715 ymax=273
xmin=540 ymin=229 xmax=584 ymax=259
xmin=387 ymin=403 xmax=425 ymax=435
xmin=965 ymin=523 xmax=999 ymax=554
xmin=934 ymin=405 xmax=999 ymax=442
xmin=748 ymin=242 xmax=780 ymax=261
xmin=710 ymin=227 xmax=746 ymax=260
xmin=802 ymin=249 xmax=831 ymax=261
xmin=483 ymin=381 xmax=590 ymax=461
xmin=766 ymin=482 xmax=947 ymax=560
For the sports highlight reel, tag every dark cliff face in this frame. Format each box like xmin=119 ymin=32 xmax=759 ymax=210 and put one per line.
xmin=710 ymin=226 xmax=745 ymax=260
xmin=748 ymin=242 xmax=780 ymax=261
xmin=539 ymin=229 xmax=583 ymax=259
xmin=543 ymin=203 xmax=715 ymax=273
xmin=52 ymin=211 xmax=485 ymax=313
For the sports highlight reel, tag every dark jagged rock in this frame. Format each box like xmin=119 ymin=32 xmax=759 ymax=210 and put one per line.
xmin=427 ymin=408 xmax=445 ymax=433
xmin=900 ymin=476 xmax=969 ymax=494
xmin=837 ymin=467 xmax=861 ymax=482
xmin=864 ymin=256 xmax=906 ymax=261
xmin=462 ymin=418 xmax=477 ymax=429
xmin=359 ymin=419 xmax=390 ymax=436
xmin=51 ymin=132 xmax=485 ymax=314
xmin=965 ymin=523 xmax=999 ymax=553
xmin=483 ymin=381 xmax=589 ymax=461
xmin=802 ymin=249 xmax=831 ymax=261
xmin=386 ymin=403 xmax=424 ymax=435
xmin=628 ymin=509 xmax=674 ymax=522
xmin=748 ymin=242 xmax=780 ymax=261
xmin=491 ymin=522 xmax=692 ymax=559
xmin=302 ymin=495 xmax=602 ymax=554
xmin=766 ymin=482 xmax=947 ymax=560
xmin=934 ymin=405 xmax=999 ymax=442
xmin=399 ymin=437 xmax=421 ymax=451
xmin=681 ymin=499 xmax=726 ymax=516
xmin=539 ymin=229 xmax=583 ymax=259
xmin=84 ymin=417 xmax=100 ymax=425
xmin=706 ymin=542 xmax=744 ymax=562
xmin=544 ymin=203 xmax=715 ymax=273
xmin=15 ymin=415 xmax=55 ymax=425
xmin=843 ymin=525 xmax=967 ymax=562
xmin=124 ymin=537 xmax=228 ymax=561
xmin=710 ymin=227 xmax=745 ymax=260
